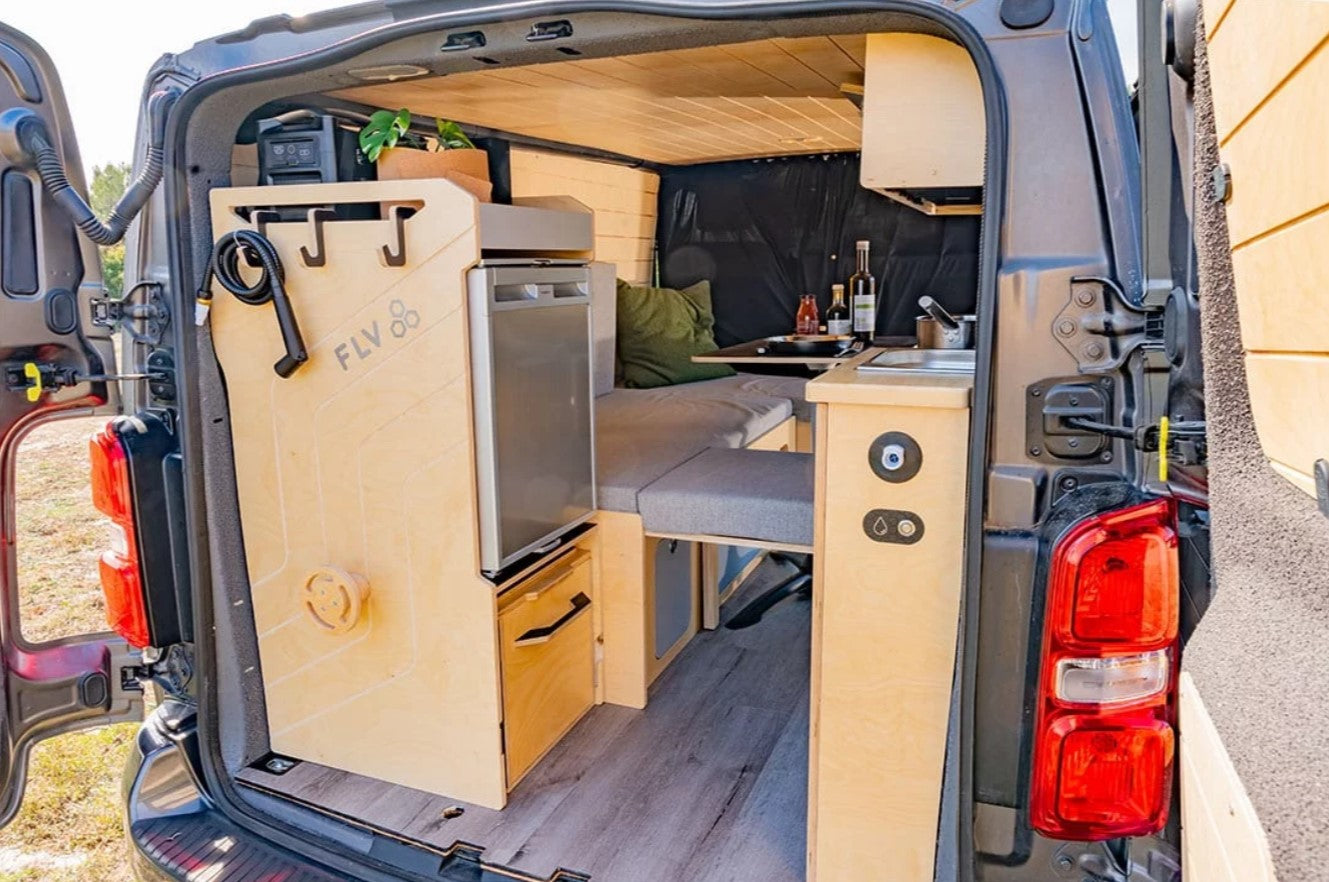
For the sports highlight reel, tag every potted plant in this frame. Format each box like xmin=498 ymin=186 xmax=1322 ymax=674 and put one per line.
xmin=359 ymin=109 xmax=492 ymax=202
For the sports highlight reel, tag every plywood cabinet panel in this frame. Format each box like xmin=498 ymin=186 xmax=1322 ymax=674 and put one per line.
xmin=500 ymin=551 xmax=596 ymax=786
xmin=860 ymin=33 xmax=985 ymax=191
xmin=806 ymin=368 xmax=970 ymax=882
xmin=209 ymin=180 xmax=508 ymax=809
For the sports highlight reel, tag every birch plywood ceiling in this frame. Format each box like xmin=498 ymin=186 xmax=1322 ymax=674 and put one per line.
xmin=334 ymin=35 xmax=867 ymax=165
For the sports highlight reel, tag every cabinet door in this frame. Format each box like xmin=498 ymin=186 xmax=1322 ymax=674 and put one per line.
xmin=499 ymin=550 xmax=595 ymax=786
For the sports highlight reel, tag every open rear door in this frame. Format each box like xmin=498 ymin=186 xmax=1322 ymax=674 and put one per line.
xmin=0 ymin=23 xmax=141 ymax=828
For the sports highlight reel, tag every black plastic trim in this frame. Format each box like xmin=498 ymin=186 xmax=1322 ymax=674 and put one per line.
xmin=1 ymin=170 xmax=38 ymax=296
xmin=0 ymin=41 xmax=42 ymax=102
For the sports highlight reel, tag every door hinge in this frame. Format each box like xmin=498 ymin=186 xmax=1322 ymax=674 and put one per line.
xmin=91 ymin=281 xmax=169 ymax=346
xmin=1053 ymin=276 xmax=1154 ymax=373
xmin=121 ymin=644 xmax=193 ymax=696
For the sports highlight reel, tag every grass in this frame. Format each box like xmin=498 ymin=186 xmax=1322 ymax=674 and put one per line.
xmin=0 ymin=417 xmax=139 ymax=881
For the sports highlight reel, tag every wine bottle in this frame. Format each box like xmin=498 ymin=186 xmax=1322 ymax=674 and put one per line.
xmin=849 ymin=240 xmax=877 ymax=344
xmin=826 ymin=283 xmax=850 ymax=336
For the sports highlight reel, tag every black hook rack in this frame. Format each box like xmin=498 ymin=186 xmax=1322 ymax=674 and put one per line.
xmin=380 ymin=205 xmax=408 ymax=267
xmin=244 ymin=210 xmax=282 ymax=267
xmin=299 ymin=208 xmax=336 ymax=267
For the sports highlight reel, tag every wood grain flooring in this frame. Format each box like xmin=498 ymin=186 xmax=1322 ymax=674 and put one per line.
xmin=238 ymin=563 xmax=811 ymax=881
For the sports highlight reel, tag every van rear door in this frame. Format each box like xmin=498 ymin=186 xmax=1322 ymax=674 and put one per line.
xmin=0 ymin=22 xmax=141 ymax=828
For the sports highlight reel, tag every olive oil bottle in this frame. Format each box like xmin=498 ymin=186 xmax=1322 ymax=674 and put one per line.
xmin=849 ymin=240 xmax=877 ymax=344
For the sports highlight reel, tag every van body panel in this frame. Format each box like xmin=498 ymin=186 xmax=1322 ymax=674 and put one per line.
xmin=0 ymin=22 xmax=141 ymax=830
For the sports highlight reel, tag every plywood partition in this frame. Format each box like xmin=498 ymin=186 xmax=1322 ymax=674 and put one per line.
xmin=510 ymin=149 xmax=658 ymax=284
xmin=208 ymin=180 xmax=509 ymax=809
xmin=806 ymin=353 xmax=971 ymax=882
xmin=1205 ymin=0 xmax=1329 ymax=498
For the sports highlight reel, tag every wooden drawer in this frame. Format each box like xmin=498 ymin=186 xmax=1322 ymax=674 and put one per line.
xmin=499 ymin=549 xmax=595 ymax=787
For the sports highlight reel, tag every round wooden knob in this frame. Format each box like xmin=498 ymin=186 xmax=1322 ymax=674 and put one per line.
xmin=301 ymin=566 xmax=369 ymax=634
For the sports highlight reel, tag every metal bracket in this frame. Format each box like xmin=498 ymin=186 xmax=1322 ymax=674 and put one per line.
xmin=1316 ymin=459 xmax=1329 ymax=519
xmin=1052 ymin=276 xmax=1151 ymax=373
xmin=380 ymin=205 xmax=409 ymax=267
xmin=1212 ymin=162 xmax=1233 ymax=203
xmin=1026 ymin=376 xmax=1113 ymax=461
xmin=90 ymin=281 xmax=169 ymax=346
xmin=298 ymin=207 xmax=335 ymax=267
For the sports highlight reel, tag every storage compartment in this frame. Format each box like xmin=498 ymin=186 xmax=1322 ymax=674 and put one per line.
xmin=860 ymin=32 xmax=985 ymax=214
xmin=499 ymin=549 xmax=595 ymax=786
xmin=653 ymin=539 xmax=695 ymax=659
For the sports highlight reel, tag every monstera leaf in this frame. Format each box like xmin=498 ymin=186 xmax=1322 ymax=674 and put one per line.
xmin=359 ymin=108 xmax=411 ymax=162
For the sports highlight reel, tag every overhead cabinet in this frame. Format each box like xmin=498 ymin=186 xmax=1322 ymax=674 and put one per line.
xmin=859 ymin=33 xmax=985 ymax=215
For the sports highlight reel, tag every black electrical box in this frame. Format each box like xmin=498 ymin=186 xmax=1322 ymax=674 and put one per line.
xmin=256 ymin=114 xmax=375 ymax=219
xmin=257 ymin=113 xmax=373 ymax=186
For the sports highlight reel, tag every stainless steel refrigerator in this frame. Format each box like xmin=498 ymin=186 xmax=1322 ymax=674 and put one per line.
xmin=468 ymin=262 xmax=596 ymax=574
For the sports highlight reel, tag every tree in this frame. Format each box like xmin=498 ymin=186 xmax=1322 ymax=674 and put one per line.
xmin=90 ymin=163 xmax=130 ymax=298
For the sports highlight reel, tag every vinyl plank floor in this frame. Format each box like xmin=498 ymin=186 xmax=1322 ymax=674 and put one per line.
xmin=238 ymin=561 xmax=811 ymax=881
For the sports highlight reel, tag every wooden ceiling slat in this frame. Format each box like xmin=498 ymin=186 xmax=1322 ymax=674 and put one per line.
xmin=333 ymin=35 xmax=870 ymax=165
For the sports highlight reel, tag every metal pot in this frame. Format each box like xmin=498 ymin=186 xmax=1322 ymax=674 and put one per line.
xmin=915 ymin=296 xmax=976 ymax=350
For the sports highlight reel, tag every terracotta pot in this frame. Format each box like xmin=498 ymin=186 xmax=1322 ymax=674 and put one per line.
xmin=377 ymin=147 xmax=492 ymax=203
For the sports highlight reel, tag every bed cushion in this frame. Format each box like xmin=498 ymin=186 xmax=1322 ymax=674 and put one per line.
xmin=637 ymin=448 xmax=815 ymax=548
xmin=595 ymin=387 xmax=793 ymax=512
xmin=694 ymin=373 xmax=813 ymax=422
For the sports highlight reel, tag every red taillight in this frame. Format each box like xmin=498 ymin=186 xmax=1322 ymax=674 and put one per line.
xmin=1030 ymin=499 xmax=1179 ymax=840
xmin=90 ymin=423 xmax=150 ymax=649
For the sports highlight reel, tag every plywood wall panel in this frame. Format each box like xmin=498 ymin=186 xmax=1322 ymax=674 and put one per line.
xmin=509 ymin=149 xmax=658 ymax=282
xmin=1206 ymin=0 xmax=1329 ymax=143
xmin=1208 ymin=1 xmax=1329 ymax=499
xmin=1179 ymin=673 xmax=1279 ymax=882
xmin=1243 ymin=353 xmax=1329 ymax=492
xmin=1229 ymin=210 xmax=1329 ymax=353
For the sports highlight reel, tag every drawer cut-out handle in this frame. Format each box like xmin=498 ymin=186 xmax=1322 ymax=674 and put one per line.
xmin=514 ymin=592 xmax=590 ymax=647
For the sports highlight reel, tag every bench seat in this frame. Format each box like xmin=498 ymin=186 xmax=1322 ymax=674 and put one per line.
xmin=595 ymin=383 xmax=793 ymax=513
xmin=693 ymin=373 xmax=812 ymax=423
xmin=637 ymin=448 xmax=815 ymax=549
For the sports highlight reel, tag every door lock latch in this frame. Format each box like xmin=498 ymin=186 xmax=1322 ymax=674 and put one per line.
xmin=6 ymin=361 xmax=163 ymax=402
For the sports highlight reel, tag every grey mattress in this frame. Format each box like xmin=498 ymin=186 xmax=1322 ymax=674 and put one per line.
xmin=698 ymin=373 xmax=813 ymax=422
xmin=595 ymin=383 xmax=793 ymax=513
xmin=637 ymin=448 xmax=815 ymax=548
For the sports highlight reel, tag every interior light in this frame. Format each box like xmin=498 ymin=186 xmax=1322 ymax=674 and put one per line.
xmin=347 ymin=64 xmax=430 ymax=83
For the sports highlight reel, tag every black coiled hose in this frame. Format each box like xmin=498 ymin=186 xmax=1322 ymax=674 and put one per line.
xmin=197 ymin=230 xmax=308 ymax=378
xmin=19 ymin=90 xmax=176 ymax=246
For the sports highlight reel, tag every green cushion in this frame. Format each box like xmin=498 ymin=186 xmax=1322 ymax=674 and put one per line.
xmin=615 ymin=279 xmax=736 ymax=388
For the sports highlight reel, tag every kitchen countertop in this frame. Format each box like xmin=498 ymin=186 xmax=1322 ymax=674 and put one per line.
xmin=692 ymin=335 xmax=917 ymax=368
xmin=806 ymin=347 xmax=974 ymax=409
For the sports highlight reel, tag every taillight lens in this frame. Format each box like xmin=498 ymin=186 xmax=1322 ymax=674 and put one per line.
xmin=90 ymin=423 xmax=150 ymax=649
xmin=1030 ymin=499 xmax=1179 ymax=840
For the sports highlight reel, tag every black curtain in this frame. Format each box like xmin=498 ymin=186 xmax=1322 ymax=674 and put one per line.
xmin=656 ymin=153 xmax=980 ymax=346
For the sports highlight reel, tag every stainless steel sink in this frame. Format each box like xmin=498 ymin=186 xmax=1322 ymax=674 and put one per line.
xmin=857 ymin=348 xmax=976 ymax=376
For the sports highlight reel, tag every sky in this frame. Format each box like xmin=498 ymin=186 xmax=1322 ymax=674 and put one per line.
xmin=3 ymin=0 xmax=1140 ymax=179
